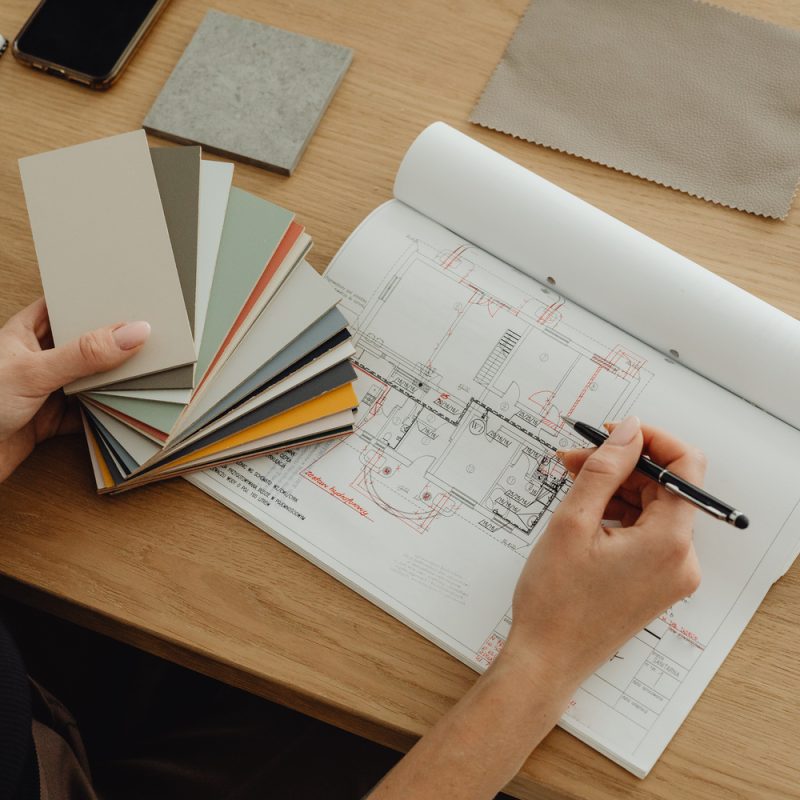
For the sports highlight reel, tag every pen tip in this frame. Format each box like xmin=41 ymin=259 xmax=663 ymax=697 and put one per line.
xmin=561 ymin=416 xmax=577 ymax=427
xmin=734 ymin=514 xmax=749 ymax=530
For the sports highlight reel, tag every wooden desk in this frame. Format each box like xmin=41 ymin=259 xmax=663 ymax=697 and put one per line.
xmin=1 ymin=1 xmax=798 ymax=797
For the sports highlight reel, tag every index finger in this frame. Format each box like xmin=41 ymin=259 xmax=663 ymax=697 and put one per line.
xmin=629 ymin=425 xmax=708 ymax=533
xmin=636 ymin=422 xmax=707 ymax=487
xmin=5 ymin=297 xmax=51 ymax=342
xmin=560 ymin=422 xmax=707 ymax=492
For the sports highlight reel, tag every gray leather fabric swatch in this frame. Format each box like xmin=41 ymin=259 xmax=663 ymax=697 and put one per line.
xmin=470 ymin=0 xmax=800 ymax=218
xmin=144 ymin=10 xmax=353 ymax=175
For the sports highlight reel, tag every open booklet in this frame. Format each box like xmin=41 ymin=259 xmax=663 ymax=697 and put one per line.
xmin=187 ymin=123 xmax=800 ymax=778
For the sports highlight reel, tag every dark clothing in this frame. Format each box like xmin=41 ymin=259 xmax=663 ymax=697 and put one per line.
xmin=2 ymin=601 xmax=401 ymax=800
xmin=0 ymin=621 xmax=38 ymax=800
xmin=2 ymin=601 xmax=512 ymax=800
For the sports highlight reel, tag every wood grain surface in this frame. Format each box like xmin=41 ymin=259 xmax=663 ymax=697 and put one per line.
xmin=1 ymin=1 xmax=798 ymax=798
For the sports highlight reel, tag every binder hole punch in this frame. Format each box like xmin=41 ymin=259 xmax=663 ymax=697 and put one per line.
xmin=669 ymin=348 xmax=680 ymax=359
xmin=546 ymin=276 xmax=556 ymax=285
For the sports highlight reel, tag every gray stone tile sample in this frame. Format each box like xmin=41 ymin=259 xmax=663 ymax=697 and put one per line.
xmin=144 ymin=10 xmax=353 ymax=175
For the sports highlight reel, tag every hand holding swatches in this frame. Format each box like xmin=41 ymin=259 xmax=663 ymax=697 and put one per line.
xmin=0 ymin=297 xmax=149 ymax=483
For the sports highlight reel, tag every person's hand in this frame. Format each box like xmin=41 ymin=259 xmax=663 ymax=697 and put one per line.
xmin=502 ymin=416 xmax=705 ymax=690
xmin=369 ymin=417 xmax=706 ymax=800
xmin=0 ymin=298 xmax=150 ymax=483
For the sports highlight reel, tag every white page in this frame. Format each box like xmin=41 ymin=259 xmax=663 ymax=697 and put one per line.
xmin=190 ymin=200 xmax=800 ymax=777
xmin=394 ymin=123 xmax=800 ymax=430
xmin=196 ymin=160 xmax=234 ymax=351
xmin=779 ymin=538 xmax=800 ymax=578
xmin=171 ymin=261 xmax=341 ymax=440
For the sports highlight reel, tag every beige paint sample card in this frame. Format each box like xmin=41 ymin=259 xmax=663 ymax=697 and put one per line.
xmin=19 ymin=130 xmax=196 ymax=394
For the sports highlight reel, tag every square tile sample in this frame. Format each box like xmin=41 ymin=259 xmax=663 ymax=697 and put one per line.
xmin=144 ymin=11 xmax=353 ymax=175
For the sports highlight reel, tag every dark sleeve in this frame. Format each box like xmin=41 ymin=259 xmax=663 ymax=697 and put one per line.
xmin=0 ymin=620 xmax=39 ymax=800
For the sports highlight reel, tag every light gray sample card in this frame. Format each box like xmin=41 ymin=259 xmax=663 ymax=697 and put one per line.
xmin=18 ymin=130 xmax=196 ymax=394
xmin=74 ymin=147 xmax=202 ymax=394
xmin=103 ymin=146 xmax=203 ymax=393
xmin=144 ymin=10 xmax=353 ymax=175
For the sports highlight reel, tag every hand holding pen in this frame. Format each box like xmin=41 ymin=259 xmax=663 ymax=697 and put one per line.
xmin=558 ymin=416 xmax=749 ymax=529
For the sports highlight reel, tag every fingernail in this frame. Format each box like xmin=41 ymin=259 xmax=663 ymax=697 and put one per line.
xmin=607 ymin=416 xmax=640 ymax=445
xmin=555 ymin=450 xmax=566 ymax=461
xmin=112 ymin=321 xmax=151 ymax=351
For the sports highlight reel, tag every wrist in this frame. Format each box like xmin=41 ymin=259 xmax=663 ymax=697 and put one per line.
xmin=457 ymin=646 xmax=579 ymax=764
xmin=493 ymin=636 xmax=582 ymax=706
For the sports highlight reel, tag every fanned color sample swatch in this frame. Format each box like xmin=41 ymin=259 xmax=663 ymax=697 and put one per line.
xmin=19 ymin=131 xmax=357 ymax=492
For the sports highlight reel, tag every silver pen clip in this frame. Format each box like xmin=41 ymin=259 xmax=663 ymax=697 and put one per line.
xmin=663 ymin=482 xmax=727 ymax=519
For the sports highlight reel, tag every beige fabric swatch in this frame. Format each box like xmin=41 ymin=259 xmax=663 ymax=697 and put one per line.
xmin=470 ymin=0 xmax=800 ymax=219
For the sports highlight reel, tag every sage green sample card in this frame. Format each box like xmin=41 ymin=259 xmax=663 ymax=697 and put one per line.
xmin=195 ymin=187 xmax=294 ymax=379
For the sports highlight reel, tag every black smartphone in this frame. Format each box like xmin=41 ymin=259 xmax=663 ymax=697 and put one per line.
xmin=13 ymin=0 xmax=170 ymax=90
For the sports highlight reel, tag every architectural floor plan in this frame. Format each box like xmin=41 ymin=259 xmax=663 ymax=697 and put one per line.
xmin=320 ymin=235 xmax=652 ymax=553
xmin=191 ymin=199 xmax=800 ymax=777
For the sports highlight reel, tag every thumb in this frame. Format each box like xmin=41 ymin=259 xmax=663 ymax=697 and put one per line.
xmin=33 ymin=321 xmax=151 ymax=394
xmin=561 ymin=416 xmax=643 ymax=523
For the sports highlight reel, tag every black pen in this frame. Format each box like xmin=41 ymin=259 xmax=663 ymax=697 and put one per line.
xmin=560 ymin=416 xmax=749 ymax=529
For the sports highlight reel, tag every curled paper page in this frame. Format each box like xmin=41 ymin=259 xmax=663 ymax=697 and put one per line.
xmin=394 ymin=123 xmax=800 ymax=430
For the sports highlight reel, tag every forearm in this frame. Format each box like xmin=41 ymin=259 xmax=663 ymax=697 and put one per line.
xmin=368 ymin=652 xmax=577 ymax=800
